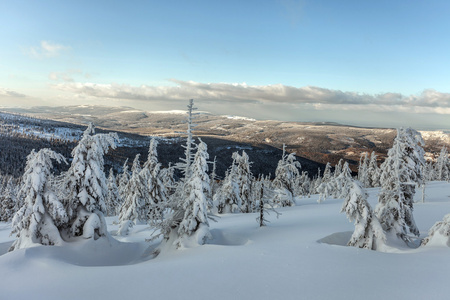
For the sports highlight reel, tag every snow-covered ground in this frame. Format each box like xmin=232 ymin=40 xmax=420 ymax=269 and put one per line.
xmin=1 ymin=182 xmax=450 ymax=300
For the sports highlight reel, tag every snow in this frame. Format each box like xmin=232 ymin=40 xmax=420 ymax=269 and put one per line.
xmin=148 ymin=110 xmax=187 ymax=114
xmin=420 ymin=130 xmax=450 ymax=144
xmin=225 ymin=115 xmax=256 ymax=121
xmin=1 ymin=182 xmax=450 ymax=299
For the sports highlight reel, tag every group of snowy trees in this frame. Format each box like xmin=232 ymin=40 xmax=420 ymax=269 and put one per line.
xmin=2 ymin=99 xmax=450 ymax=253
xmin=9 ymin=123 xmax=118 ymax=250
xmin=0 ymin=175 xmax=19 ymax=222
xmin=341 ymin=128 xmax=450 ymax=250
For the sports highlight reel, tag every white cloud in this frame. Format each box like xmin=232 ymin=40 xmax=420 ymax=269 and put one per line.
xmin=28 ymin=41 xmax=70 ymax=59
xmin=0 ymin=87 xmax=27 ymax=98
xmin=51 ymin=80 xmax=450 ymax=113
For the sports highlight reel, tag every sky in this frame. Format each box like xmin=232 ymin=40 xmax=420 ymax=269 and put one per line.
xmin=1 ymin=0 xmax=450 ymax=130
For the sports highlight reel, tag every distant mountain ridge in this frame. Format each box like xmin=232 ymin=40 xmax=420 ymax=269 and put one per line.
xmin=3 ymin=105 xmax=449 ymax=171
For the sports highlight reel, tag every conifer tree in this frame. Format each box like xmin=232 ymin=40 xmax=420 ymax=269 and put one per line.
xmin=61 ymin=123 xmax=118 ymax=240
xmin=143 ymin=138 xmax=159 ymax=171
xmin=367 ymin=151 xmax=380 ymax=187
xmin=332 ymin=161 xmax=353 ymax=199
xmin=434 ymin=146 xmax=450 ymax=181
xmin=106 ymin=168 xmax=121 ymax=216
xmin=118 ymin=159 xmax=130 ymax=201
xmin=118 ymin=154 xmax=150 ymax=235
xmin=234 ymin=151 xmax=254 ymax=212
xmin=10 ymin=149 xmax=67 ymax=250
xmin=334 ymin=159 xmax=343 ymax=179
xmin=209 ymin=156 xmax=219 ymax=211
xmin=0 ymin=177 xmax=17 ymax=222
xmin=273 ymin=145 xmax=301 ymax=207
xmin=311 ymin=168 xmax=322 ymax=195
xmin=213 ymin=160 xmax=241 ymax=214
xmin=358 ymin=152 xmax=370 ymax=188
xmin=160 ymin=163 xmax=176 ymax=197
xmin=341 ymin=180 xmax=386 ymax=250
xmin=375 ymin=127 xmax=425 ymax=243
xmin=176 ymin=139 xmax=212 ymax=247
xmin=294 ymin=171 xmax=310 ymax=198
xmin=177 ymin=99 xmax=197 ymax=178
xmin=317 ymin=162 xmax=332 ymax=203
xmin=255 ymin=175 xmax=279 ymax=227
xmin=141 ymin=138 xmax=168 ymax=222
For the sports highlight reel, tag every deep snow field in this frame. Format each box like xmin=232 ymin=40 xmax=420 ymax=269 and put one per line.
xmin=1 ymin=182 xmax=450 ymax=300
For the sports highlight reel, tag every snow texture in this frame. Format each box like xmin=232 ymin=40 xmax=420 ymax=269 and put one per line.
xmin=1 ymin=182 xmax=450 ymax=300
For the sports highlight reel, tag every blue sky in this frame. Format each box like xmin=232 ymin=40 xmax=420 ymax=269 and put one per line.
xmin=1 ymin=0 xmax=450 ymax=129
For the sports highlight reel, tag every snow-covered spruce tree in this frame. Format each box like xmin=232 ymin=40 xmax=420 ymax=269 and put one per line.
xmin=375 ymin=127 xmax=425 ymax=244
xmin=434 ymin=146 xmax=450 ymax=181
xmin=422 ymin=160 xmax=435 ymax=183
xmin=118 ymin=154 xmax=150 ymax=235
xmin=160 ymin=163 xmax=176 ymax=197
xmin=61 ymin=123 xmax=118 ymax=240
xmin=176 ymin=139 xmax=212 ymax=247
xmin=176 ymin=99 xmax=198 ymax=179
xmin=358 ymin=152 xmax=370 ymax=188
xmin=294 ymin=171 xmax=310 ymax=198
xmin=233 ymin=151 xmax=254 ymax=213
xmin=0 ymin=177 xmax=18 ymax=222
xmin=273 ymin=145 xmax=301 ymax=207
xmin=140 ymin=138 xmax=168 ymax=223
xmin=422 ymin=214 xmax=450 ymax=247
xmin=255 ymin=175 xmax=280 ymax=227
xmin=317 ymin=162 xmax=333 ymax=203
xmin=311 ymin=168 xmax=322 ymax=195
xmin=341 ymin=180 xmax=386 ymax=250
xmin=367 ymin=151 xmax=380 ymax=188
xmin=334 ymin=159 xmax=343 ymax=179
xmin=213 ymin=160 xmax=241 ymax=214
xmin=143 ymin=138 xmax=159 ymax=172
xmin=118 ymin=158 xmax=130 ymax=201
xmin=333 ymin=161 xmax=353 ymax=199
xmin=209 ymin=156 xmax=220 ymax=211
xmin=106 ymin=168 xmax=121 ymax=216
xmin=146 ymin=163 xmax=169 ymax=224
xmin=9 ymin=149 xmax=67 ymax=251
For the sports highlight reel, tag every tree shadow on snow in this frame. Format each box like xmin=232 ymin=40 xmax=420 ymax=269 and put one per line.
xmin=0 ymin=241 xmax=14 ymax=255
xmin=206 ymin=229 xmax=250 ymax=246
xmin=317 ymin=231 xmax=353 ymax=247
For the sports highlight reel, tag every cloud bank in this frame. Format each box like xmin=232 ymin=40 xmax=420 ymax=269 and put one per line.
xmin=52 ymin=79 xmax=450 ymax=113
xmin=0 ymin=87 xmax=27 ymax=98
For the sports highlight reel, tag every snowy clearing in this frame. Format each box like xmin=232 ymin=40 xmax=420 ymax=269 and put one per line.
xmin=0 ymin=182 xmax=450 ymax=299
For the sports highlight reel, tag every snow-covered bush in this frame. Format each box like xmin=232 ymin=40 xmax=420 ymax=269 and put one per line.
xmin=422 ymin=214 xmax=450 ymax=247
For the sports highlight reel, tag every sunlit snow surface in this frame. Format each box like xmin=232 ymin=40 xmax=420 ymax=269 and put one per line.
xmin=1 ymin=182 xmax=450 ymax=299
